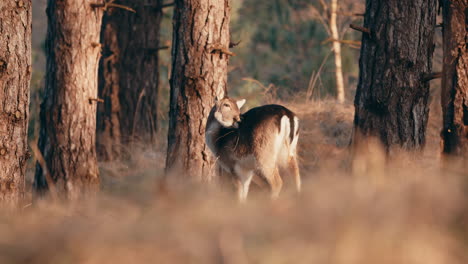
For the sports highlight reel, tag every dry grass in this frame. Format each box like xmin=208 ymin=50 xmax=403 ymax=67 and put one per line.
xmin=7 ymin=100 xmax=468 ymax=263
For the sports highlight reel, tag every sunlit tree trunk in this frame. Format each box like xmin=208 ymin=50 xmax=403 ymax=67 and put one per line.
xmin=0 ymin=0 xmax=32 ymax=206
xmin=97 ymin=0 xmax=163 ymax=161
xmin=441 ymin=0 xmax=468 ymax=159
xmin=34 ymin=0 xmax=103 ymax=199
xmin=330 ymin=0 xmax=345 ymax=103
xmin=353 ymin=0 xmax=437 ymax=151
xmin=166 ymin=0 xmax=230 ymax=181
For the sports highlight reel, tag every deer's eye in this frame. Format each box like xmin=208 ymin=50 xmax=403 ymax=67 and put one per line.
xmin=223 ymin=103 xmax=230 ymax=108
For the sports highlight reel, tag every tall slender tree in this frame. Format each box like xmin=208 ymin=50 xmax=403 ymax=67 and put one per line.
xmin=97 ymin=0 xmax=164 ymax=160
xmin=0 ymin=0 xmax=32 ymax=205
xmin=441 ymin=0 xmax=468 ymax=158
xmin=330 ymin=0 xmax=346 ymax=103
xmin=166 ymin=0 xmax=231 ymax=181
xmin=34 ymin=0 xmax=104 ymax=199
xmin=353 ymin=0 xmax=437 ymax=151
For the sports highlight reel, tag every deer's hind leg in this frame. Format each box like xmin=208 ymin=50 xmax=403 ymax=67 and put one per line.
xmin=256 ymin=166 xmax=283 ymax=199
xmin=287 ymin=155 xmax=301 ymax=193
xmin=270 ymin=167 xmax=283 ymax=199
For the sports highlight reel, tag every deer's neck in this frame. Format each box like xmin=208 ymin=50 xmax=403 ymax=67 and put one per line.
xmin=206 ymin=110 xmax=223 ymax=155
xmin=206 ymin=109 xmax=240 ymax=156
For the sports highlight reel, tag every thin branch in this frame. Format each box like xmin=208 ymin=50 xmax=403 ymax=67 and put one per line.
xmin=131 ymin=88 xmax=146 ymax=142
xmin=210 ymin=44 xmax=236 ymax=56
xmin=318 ymin=0 xmax=329 ymax=13
xmin=229 ymin=40 xmax=241 ymax=48
xmin=347 ymin=44 xmax=361 ymax=49
xmin=336 ymin=11 xmax=365 ymax=17
xmin=306 ymin=49 xmax=333 ymax=101
xmin=91 ymin=42 xmax=101 ymax=48
xmin=350 ymin=24 xmax=371 ymax=34
xmin=423 ymin=72 xmax=442 ymax=82
xmin=321 ymin=38 xmax=361 ymax=46
xmin=107 ymin=3 xmax=136 ymax=12
xmin=90 ymin=3 xmax=106 ymax=8
xmin=90 ymin=1 xmax=136 ymax=13
xmin=89 ymin=97 xmax=104 ymax=104
xmin=309 ymin=4 xmax=331 ymax=36
xmin=162 ymin=2 xmax=174 ymax=8
xmin=213 ymin=49 xmax=236 ymax=56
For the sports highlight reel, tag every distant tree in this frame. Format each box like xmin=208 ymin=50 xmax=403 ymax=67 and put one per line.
xmin=34 ymin=0 xmax=103 ymax=199
xmin=166 ymin=0 xmax=231 ymax=181
xmin=330 ymin=0 xmax=346 ymax=103
xmin=441 ymin=0 xmax=468 ymax=159
xmin=97 ymin=0 xmax=164 ymax=161
xmin=353 ymin=0 xmax=437 ymax=150
xmin=0 ymin=1 xmax=31 ymax=206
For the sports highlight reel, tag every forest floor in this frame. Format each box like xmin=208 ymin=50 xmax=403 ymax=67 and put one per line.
xmin=6 ymin=100 xmax=468 ymax=263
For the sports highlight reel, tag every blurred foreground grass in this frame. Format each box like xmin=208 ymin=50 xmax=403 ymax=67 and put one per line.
xmin=5 ymin=100 xmax=467 ymax=264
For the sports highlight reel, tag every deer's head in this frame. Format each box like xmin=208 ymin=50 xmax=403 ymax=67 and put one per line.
xmin=213 ymin=97 xmax=246 ymax=128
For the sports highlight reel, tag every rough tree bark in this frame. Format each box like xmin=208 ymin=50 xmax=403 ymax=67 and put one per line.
xmin=330 ymin=0 xmax=346 ymax=103
xmin=353 ymin=0 xmax=437 ymax=151
xmin=166 ymin=0 xmax=231 ymax=181
xmin=441 ymin=0 xmax=468 ymax=158
xmin=0 ymin=0 xmax=32 ymax=206
xmin=34 ymin=0 xmax=103 ymax=199
xmin=97 ymin=0 xmax=163 ymax=160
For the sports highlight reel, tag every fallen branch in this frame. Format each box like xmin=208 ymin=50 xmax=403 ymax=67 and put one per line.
xmin=350 ymin=24 xmax=371 ymax=34
xmin=30 ymin=141 xmax=58 ymax=200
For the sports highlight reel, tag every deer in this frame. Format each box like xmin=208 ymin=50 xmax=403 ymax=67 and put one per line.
xmin=205 ymin=96 xmax=301 ymax=202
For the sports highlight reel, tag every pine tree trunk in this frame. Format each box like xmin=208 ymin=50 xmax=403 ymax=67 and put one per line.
xmin=353 ymin=0 xmax=437 ymax=151
xmin=97 ymin=11 xmax=122 ymax=161
xmin=34 ymin=0 xmax=103 ymax=199
xmin=97 ymin=0 xmax=163 ymax=160
xmin=330 ymin=0 xmax=345 ymax=103
xmin=0 ymin=0 xmax=32 ymax=206
xmin=166 ymin=0 xmax=231 ymax=181
xmin=441 ymin=0 xmax=468 ymax=158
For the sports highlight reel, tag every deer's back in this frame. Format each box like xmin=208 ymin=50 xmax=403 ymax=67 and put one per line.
xmin=216 ymin=105 xmax=298 ymax=159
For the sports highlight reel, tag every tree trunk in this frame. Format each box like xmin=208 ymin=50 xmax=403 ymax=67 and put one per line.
xmin=330 ymin=0 xmax=346 ymax=103
xmin=34 ymin=0 xmax=103 ymax=199
xmin=166 ymin=0 xmax=231 ymax=181
xmin=0 ymin=0 xmax=32 ymax=206
xmin=353 ymin=0 xmax=437 ymax=151
xmin=441 ymin=0 xmax=468 ymax=158
xmin=97 ymin=11 xmax=122 ymax=161
xmin=97 ymin=1 xmax=163 ymax=160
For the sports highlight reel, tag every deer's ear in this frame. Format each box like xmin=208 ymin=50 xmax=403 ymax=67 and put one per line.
xmin=236 ymin=99 xmax=246 ymax=109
